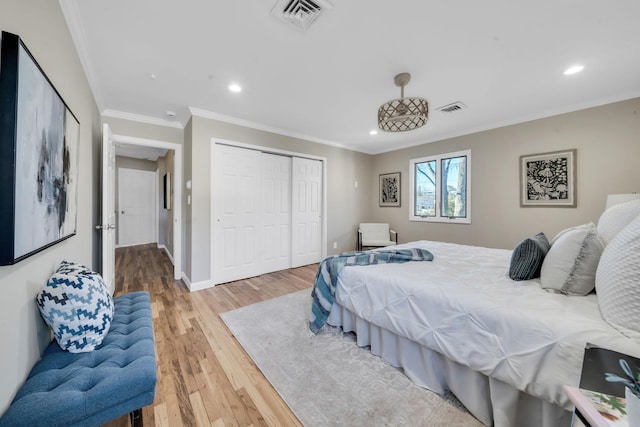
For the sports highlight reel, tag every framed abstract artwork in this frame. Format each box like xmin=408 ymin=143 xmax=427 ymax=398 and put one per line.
xmin=0 ymin=31 xmax=80 ymax=265
xmin=379 ymin=172 xmax=401 ymax=207
xmin=520 ymin=149 xmax=576 ymax=207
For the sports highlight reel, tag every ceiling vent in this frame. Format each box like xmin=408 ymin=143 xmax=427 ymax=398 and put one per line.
xmin=271 ymin=0 xmax=333 ymax=31
xmin=436 ymin=101 xmax=467 ymax=113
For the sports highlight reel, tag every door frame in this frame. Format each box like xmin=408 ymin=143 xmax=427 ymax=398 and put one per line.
xmin=210 ymin=138 xmax=327 ymax=287
xmin=110 ymin=133 xmax=183 ymax=281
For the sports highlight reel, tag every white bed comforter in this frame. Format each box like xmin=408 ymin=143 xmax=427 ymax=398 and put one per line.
xmin=334 ymin=240 xmax=640 ymax=409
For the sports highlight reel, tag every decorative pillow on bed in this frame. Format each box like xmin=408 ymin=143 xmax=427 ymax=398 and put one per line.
xmin=36 ymin=261 xmax=114 ymax=353
xmin=508 ymin=232 xmax=550 ymax=280
xmin=540 ymin=223 xmax=605 ymax=296
xmin=597 ymin=198 xmax=640 ymax=245
xmin=596 ymin=214 xmax=640 ymax=335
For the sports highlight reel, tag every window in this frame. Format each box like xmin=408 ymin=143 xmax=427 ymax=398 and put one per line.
xmin=409 ymin=149 xmax=471 ymax=223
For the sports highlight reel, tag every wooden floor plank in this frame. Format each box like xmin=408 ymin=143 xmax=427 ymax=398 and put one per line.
xmin=106 ymin=244 xmax=312 ymax=427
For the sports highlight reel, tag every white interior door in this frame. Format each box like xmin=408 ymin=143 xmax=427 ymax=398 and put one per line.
xmin=100 ymin=124 xmax=116 ymax=295
xmin=291 ymin=157 xmax=322 ymax=267
xmin=117 ymin=168 xmax=156 ymax=247
xmin=213 ymin=145 xmax=262 ymax=284
xmin=261 ymin=153 xmax=291 ymax=274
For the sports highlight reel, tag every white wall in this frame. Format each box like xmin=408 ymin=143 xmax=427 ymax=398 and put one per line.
xmin=0 ymin=0 xmax=101 ymax=412
xmin=370 ymin=97 xmax=640 ymax=249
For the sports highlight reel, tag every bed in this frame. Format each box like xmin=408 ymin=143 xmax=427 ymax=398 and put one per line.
xmin=319 ymin=210 xmax=640 ymax=427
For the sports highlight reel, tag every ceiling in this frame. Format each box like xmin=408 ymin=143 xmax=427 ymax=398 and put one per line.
xmin=59 ymin=0 xmax=640 ymax=155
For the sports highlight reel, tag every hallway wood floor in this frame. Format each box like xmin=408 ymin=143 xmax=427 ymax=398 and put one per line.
xmin=105 ymin=245 xmax=316 ymax=427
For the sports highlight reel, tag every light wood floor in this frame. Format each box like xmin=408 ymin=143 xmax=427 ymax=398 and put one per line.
xmin=104 ymin=244 xmax=316 ymax=427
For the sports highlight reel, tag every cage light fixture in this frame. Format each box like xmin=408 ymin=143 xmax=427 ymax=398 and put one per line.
xmin=378 ymin=72 xmax=428 ymax=132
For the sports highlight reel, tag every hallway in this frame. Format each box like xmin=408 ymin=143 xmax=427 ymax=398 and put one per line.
xmin=106 ymin=244 xmax=316 ymax=426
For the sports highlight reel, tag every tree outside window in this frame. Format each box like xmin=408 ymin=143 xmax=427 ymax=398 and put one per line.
xmin=410 ymin=150 xmax=471 ymax=224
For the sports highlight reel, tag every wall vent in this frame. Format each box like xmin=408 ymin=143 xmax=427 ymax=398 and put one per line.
xmin=436 ymin=101 xmax=467 ymax=113
xmin=271 ymin=0 xmax=333 ymax=31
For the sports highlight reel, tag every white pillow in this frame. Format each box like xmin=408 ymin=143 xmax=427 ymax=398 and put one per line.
xmin=36 ymin=261 xmax=114 ymax=353
xmin=597 ymin=198 xmax=640 ymax=244
xmin=540 ymin=223 xmax=605 ymax=295
xmin=596 ymin=214 xmax=640 ymax=335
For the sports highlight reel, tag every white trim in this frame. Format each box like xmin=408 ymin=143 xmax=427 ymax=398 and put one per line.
xmin=190 ymin=107 xmax=351 ymax=151
xmin=157 ymin=244 xmax=175 ymax=264
xmin=181 ymin=272 xmax=191 ymax=289
xmin=58 ymin=0 xmax=105 ymax=111
xmin=213 ymin=138 xmax=326 ymax=162
xmin=210 ymin=138 xmax=328 ymax=286
xmin=181 ymin=272 xmax=212 ymax=292
xmin=115 ymin=242 xmax=156 ymax=249
xmin=409 ymin=149 xmax=472 ymax=224
xmin=103 ymin=109 xmax=184 ymax=129
xmin=112 ymin=133 xmax=183 ymax=281
xmin=372 ymin=92 xmax=640 ymax=155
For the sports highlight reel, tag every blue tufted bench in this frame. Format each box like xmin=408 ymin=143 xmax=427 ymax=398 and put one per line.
xmin=0 ymin=291 xmax=156 ymax=427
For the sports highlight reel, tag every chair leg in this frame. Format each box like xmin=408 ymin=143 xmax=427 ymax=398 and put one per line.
xmin=130 ymin=408 xmax=143 ymax=427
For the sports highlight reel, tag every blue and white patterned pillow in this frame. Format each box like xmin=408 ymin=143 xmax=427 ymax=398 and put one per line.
xmin=36 ymin=261 xmax=114 ymax=353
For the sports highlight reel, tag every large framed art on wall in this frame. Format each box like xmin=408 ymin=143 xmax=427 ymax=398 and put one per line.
xmin=0 ymin=31 xmax=80 ymax=265
xmin=520 ymin=149 xmax=576 ymax=208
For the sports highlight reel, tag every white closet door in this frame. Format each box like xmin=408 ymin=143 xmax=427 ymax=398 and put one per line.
xmin=213 ymin=145 xmax=262 ymax=284
xmin=291 ymin=157 xmax=322 ymax=267
xmin=118 ymin=168 xmax=156 ymax=247
xmin=261 ymin=153 xmax=292 ymax=274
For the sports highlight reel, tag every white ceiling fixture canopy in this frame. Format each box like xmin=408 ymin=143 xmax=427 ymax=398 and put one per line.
xmin=378 ymin=72 xmax=429 ymax=132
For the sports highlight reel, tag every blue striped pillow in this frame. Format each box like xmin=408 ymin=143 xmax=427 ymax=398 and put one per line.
xmin=509 ymin=232 xmax=550 ymax=281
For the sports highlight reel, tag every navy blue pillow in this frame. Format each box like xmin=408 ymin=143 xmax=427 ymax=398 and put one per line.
xmin=509 ymin=232 xmax=550 ymax=281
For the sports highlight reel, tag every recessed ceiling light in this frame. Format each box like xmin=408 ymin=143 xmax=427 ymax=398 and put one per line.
xmin=369 ymin=130 xmax=378 ymax=135
xmin=149 ymin=73 xmax=157 ymax=80
xmin=564 ymin=65 xmax=584 ymax=75
xmin=228 ymin=83 xmax=242 ymax=93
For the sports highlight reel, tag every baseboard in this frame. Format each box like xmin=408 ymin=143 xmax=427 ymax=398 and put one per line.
xmin=181 ymin=273 xmax=214 ymax=292
xmin=156 ymin=244 xmax=175 ymax=264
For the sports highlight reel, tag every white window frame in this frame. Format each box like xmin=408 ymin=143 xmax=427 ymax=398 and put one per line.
xmin=409 ymin=149 xmax=471 ymax=224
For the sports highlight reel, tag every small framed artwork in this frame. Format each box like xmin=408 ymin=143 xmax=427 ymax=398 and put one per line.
xmin=0 ymin=31 xmax=81 ymax=265
xmin=163 ymin=171 xmax=171 ymax=210
xmin=520 ymin=149 xmax=576 ymax=207
xmin=379 ymin=172 xmax=401 ymax=207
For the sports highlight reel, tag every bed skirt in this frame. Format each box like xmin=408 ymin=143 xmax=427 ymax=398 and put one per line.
xmin=327 ymin=303 xmax=573 ymax=427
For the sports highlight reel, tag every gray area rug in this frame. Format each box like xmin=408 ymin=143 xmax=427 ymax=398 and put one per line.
xmin=220 ymin=290 xmax=483 ymax=426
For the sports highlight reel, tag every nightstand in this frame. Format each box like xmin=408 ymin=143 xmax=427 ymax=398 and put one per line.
xmin=569 ymin=343 xmax=640 ymax=427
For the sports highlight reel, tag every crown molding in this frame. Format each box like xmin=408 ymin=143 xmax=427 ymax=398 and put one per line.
xmin=102 ymin=110 xmax=184 ymax=129
xmin=58 ymin=0 xmax=104 ymax=110
xmin=188 ymin=107 xmax=354 ymax=152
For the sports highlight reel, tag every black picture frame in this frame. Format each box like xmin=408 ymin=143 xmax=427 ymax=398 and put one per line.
xmin=163 ymin=172 xmax=171 ymax=210
xmin=0 ymin=31 xmax=81 ymax=265
xmin=379 ymin=172 xmax=401 ymax=207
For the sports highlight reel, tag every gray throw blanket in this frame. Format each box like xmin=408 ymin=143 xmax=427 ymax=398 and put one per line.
xmin=310 ymin=248 xmax=434 ymax=333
